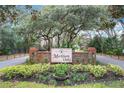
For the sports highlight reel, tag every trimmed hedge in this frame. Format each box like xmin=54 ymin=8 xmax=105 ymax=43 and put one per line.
xmin=0 ymin=64 xmax=50 ymax=80
xmin=0 ymin=64 xmax=124 ymax=85
xmin=89 ymin=65 xmax=107 ymax=77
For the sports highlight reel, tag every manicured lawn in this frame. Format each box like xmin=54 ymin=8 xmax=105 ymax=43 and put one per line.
xmin=0 ymin=80 xmax=124 ymax=88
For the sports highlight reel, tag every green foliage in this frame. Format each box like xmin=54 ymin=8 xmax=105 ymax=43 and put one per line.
xmin=36 ymin=74 xmax=48 ymax=82
xmin=64 ymin=79 xmax=72 ymax=85
xmin=89 ymin=65 xmax=107 ymax=77
xmin=1 ymin=5 xmax=123 ymax=53
xmin=108 ymin=5 xmax=124 ymax=19
xmin=0 ymin=64 xmax=124 ymax=84
xmin=71 ymin=64 xmax=89 ymax=72
xmin=53 ymin=64 xmax=69 ymax=77
xmin=1 ymin=80 xmax=124 ymax=88
xmin=42 ymin=58 xmax=49 ymax=63
xmin=88 ymin=35 xmax=122 ymax=55
xmin=106 ymin=48 xmax=122 ymax=57
xmin=107 ymin=64 xmax=124 ymax=76
xmin=1 ymin=49 xmax=11 ymax=55
xmin=75 ymin=58 xmax=82 ymax=63
xmin=35 ymin=72 xmax=53 ymax=84
xmin=48 ymin=79 xmax=57 ymax=85
xmin=17 ymin=5 xmax=106 ymax=49
xmin=88 ymin=36 xmax=102 ymax=53
xmin=106 ymin=50 xmax=114 ymax=55
xmin=25 ymin=59 xmax=36 ymax=64
xmin=0 ymin=5 xmax=17 ymax=23
xmin=113 ymin=48 xmax=122 ymax=56
xmin=0 ymin=64 xmax=50 ymax=80
xmin=0 ymin=65 xmax=32 ymax=79
xmin=71 ymin=72 xmax=89 ymax=82
xmin=71 ymin=64 xmax=82 ymax=72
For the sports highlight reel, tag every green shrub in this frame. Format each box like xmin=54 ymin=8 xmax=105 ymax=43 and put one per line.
xmin=1 ymin=49 xmax=10 ymax=55
xmin=107 ymin=64 xmax=124 ymax=76
xmin=71 ymin=72 xmax=89 ymax=82
xmin=71 ymin=64 xmax=90 ymax=72
xmin=35 ymin=70 xmax=52 ymax=83
xmin=35 ymin=72 xmax=52 ymax=83
xmin=25 ymin=59 xmax=36 ymax=64
xmin=0 ymin=51 xmax=2 ymax=55
xmin=64 ymin=79 xmax=72 ymax=85
xmin=106 ymin=50 xmax=114 ymax=56
xmin=0 ymin=64 xmax=124 ymax=83
xmin=89 ymin=65 xmax=107 ymax=77
xmin=71 ymin=64 xmax=83 ymax=72
xmin=0 ymin=65 xmax=32 ymax=79
xmin=75 ymin=58 xmax=82 ymax=64
xmin=53 ymin=64 xmax=69 ymax=77
xmin=71 ymin=73 xmax=80 ymax=82
xmin=44 ymin=58 xmax=49 ymax=63
xmin=113 ymin=48 xmax=122 ymax=56
xmin=0 ymin=64 xmax=50 ymax=80
xmin=48 ymin=79 xmax=57 ymax=85
xmin=36 ymin=74 xmax=48 ymax=82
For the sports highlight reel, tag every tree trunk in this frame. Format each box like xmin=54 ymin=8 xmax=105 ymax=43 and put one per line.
xmin=57 ymin=35 xmax=60 ymax=48
xmin=97 ymin=31 xmax=104 ymax=54
xmin=47 ymin=39 xmax=51 ymax=51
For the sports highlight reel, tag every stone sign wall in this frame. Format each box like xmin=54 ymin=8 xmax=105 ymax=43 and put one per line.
xmin=29 ymin=48 xmax=89 ymax=64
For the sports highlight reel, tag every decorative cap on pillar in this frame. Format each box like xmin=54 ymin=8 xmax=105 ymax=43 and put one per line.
xmin=88 ymin=47 xmax=96 ymax=54
xmin=29 ymin=47 xmax=38 ymax=57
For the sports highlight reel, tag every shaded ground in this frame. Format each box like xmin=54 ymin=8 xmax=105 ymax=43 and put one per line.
xmin=96 ymin=55 xmax=124 ymax=69
xmin=0 ymin=56 xmax=29 ymax=69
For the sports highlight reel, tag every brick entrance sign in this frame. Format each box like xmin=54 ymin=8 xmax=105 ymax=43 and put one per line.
xmin=29 ymin=48 xmax=92 ymax=64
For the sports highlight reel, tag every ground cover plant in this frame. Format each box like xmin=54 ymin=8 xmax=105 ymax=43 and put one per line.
xmin=1 ymin=80 xmax=124 ymax=88
xmin=0 ymin=64 xmax=124 ymax=86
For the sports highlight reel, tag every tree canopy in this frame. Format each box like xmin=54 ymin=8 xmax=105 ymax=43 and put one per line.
xmin=0 ymin=5 xmax=124 ymax=54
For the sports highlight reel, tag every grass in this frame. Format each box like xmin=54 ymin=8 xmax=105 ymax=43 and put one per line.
xmin=0 ymin=80 xmax=124 ymax=88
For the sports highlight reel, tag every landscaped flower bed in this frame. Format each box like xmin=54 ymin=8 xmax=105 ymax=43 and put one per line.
xmin=0 ymin=64 xmax=124 ymax=86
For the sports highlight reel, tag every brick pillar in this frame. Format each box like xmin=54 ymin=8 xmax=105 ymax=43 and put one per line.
xmin=29 ymin=47 xmax=38 ymax=59
xmin=88 ymin=47 xmax=96 ymax=64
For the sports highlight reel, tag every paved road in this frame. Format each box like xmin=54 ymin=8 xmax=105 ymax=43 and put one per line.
xmin=96 ymin=55 xmax=124 ymax=69
xmin=0 ymin=56 xmax=29 ymax=69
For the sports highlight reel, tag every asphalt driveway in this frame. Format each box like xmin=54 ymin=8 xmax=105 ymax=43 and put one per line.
xmin=0 ymin=56 xmax=29 ymax=69
xmin=96 ymin=55 xmax=124 ymax=69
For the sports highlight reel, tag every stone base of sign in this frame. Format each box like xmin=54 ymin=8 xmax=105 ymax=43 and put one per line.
xmin=30 ymin=51 xmax=88 ymax=64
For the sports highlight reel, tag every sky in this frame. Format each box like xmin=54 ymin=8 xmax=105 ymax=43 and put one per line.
xmin=16 ymin=5 xmax=43 ymax=12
